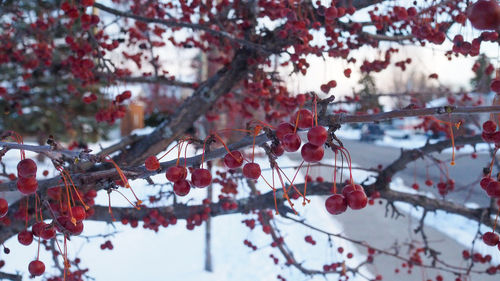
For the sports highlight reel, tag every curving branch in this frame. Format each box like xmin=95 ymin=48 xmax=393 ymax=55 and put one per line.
xmin=93 ymin=2 xmax=269 ymax=53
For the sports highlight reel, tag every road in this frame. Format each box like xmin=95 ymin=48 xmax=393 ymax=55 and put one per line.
xmin=287 ymin=137 xmax=499 ymax=281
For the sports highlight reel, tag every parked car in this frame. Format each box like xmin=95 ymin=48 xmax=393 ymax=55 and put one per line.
xmin=360 ymin=124 xmax=384 ymax=142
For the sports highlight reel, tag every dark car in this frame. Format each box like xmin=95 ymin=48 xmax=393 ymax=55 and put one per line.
xmin=360 ymin=124 xmax=384 ymax=142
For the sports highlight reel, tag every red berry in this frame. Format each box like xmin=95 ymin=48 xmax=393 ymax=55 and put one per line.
xmin=483 ymin=120 xmax=497 ymax=133
xmin=28 ymin=260 xmax=45 ymax=276
xmin=166 ymin=166 xmax=187 ymax=182
xmin=243 ymin=163 xmax=261 ymax=180
xmin=346 ymin=190 xmax=368 ymax=210
xmin=191 ymin=168 xmax=212 ymax=188
xmin=307 ymin=126 xmax=328 ymax=146
xmin=301 ymin=143 xmax=324 ymax=162
xmin=17 ymin=159 xmax=37 ymax=178
xmin=467 ymin=0 xmax=500 ymax=30
xmin=223 ymin=151 xmax=244 ymax=169
xmin=271 ymin=144 xmax=284 ymax=156
xmin=483 ymin=231 xmax=499 ymax=246
xmin=425 ymin=179 xmax=433 ymax=186
xmin=276 ymin=122 xmax=295 ymax=140
xmin=32 ymin=222 xmax=46 ymax=237
xmin=325 ymin=194 xmax=348 ymax=215
xmin=341 ymin=184 xmax=363 ymax=197
xmin=17 ymin=177 xmax=38 ymax=195
xmin=145 ymin=156 xmax=160 ymax=171
xmin=40 ymin=226 xmax=56 ymax=240
xmin=173 ymin=179 xmax=191 ymax=196
xmin=18 ymin=230 xmax=33 ymax=246
xmin=481 ymin=177 xmax=493 ymax=190
xmin=487 ymin=181 xmax=500 ymax=197
xmin=292 ymin=109 xmax=314 ymax=129
xmin=0 ymin=198 xmax=7 ymax=218
xmin=281 ymin=133 xmax=301 ymax=152
xmin=72 ymin=206 xmax=86 ymax=222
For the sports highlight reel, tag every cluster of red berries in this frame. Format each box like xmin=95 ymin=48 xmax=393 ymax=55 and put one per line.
xmin=186 ymin=200 xmax=211 ymax=230
xmin=436 ymin=179 xmax=455 ymax=196
xmin=462 ymin=249 xmax=494 ymax=264
xmin=242 ymin=219 xmax=256 ymax=230
xmin=304 ymin=235 xmax=316 ymax=245
xmin=243 ymin=239 xmax=257 ymax=251
xmin=100 ymin=240 xmax=114 ymax=250
xmin=325 ymin=184 xmax=368 ymax=215
xmin=16 ymin=159 xmax=38 ymax=195
xmin=94 ymin=91 xmax=132 ymax=124
xmin=140 ymin=209 xmax=178 ymax=232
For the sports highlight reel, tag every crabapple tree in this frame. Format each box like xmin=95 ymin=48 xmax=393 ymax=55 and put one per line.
xmin=2 ymin=0 xmax=500 ymax=280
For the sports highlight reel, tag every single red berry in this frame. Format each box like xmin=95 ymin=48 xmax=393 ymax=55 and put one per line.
xmin=145 ymin=156 xmax=160 ymax=171
xmin=28 ymin=260 xmax=45 ymax=276
xmin=483 ymin=120 xmax=497 ymax=133
xmin=271 ymin=143 xmax=284 ymax=156
xmin=301 ymin=143 xmax=324 ymax=162
xmin=191 ymin=168 xmax=212 ymax=188
xmin=341 ymin=184 xmax=363 ymax=197
xmin=17 ymin=177 xmax=38 ymax=195
xmin=307 ymin=126 xmax=328 ymax=146
xmin=17 ymin=159 xmax=37 ymax=178
xmin=325 ymin=194 xmax=348 ymax=215
xmin=223 ymin=151 xmax=244 ymax=169
xmin=467 ymin=0 xmax=500 ymax=30
xmin=72 ymin=206 xmax=86 ymax=222
xmin=487 ymin=181 xmax=500 ymax=197
xmin=17 ymin=230 xmax=33 ymax=246
xmin=173 ymin=179 xmax=191 ymax=196
xmin=275 ymin=122 xmax=295 ymax=140
xmin=166 ymin=166 xmax=187 ymax=182
xmin=481 ymin=177 xmax=493 ymax=190
xmin=32 ymin=222 xmax=46 ymax=237
xmin=281 ymin=133 xmax=301 ymax=152
xmin=292 ymin=109 xmax=313 ymax=129
xmin=40 ymin=226 xmax=56 ymax=240
xmin=425 ymin=179 xmax=433 ymax=186
xmin=0 ymin=198 xmax=7 ymax=218
xmin=483 ymin=231 xmax=500 ymax=246
xmin=346 ymin=190 xmax=368 ymax=210
xmin=243 ymin=163 xmax=261 ymax=180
